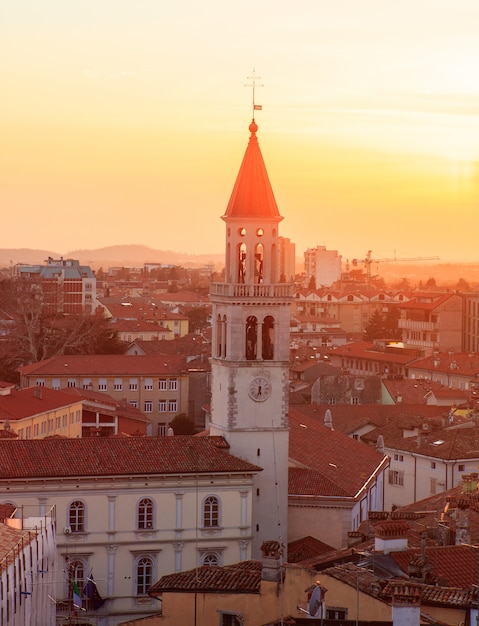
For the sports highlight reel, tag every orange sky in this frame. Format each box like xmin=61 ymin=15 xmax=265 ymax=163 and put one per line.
xmin=2 ymin=1 xmax=479 ymax=262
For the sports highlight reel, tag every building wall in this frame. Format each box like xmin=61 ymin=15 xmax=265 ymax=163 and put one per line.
xmin=21 ymin=372 xmax=188 ymax=435
xmin=0 ymin=507 xmax=56 ymax=626
xmin=122 ymin=566 xmax=319 ymax=626
xmin=7 ymin=399 xmax=83 ymax=439
xmin=384 ymin=447 xmax=476 ymax=510
xmin=0 ymin=473 xmax=255 ymax=626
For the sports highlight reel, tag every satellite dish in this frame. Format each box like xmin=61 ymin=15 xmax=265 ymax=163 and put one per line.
xmin=309 ymin=585 xmax=323 ymax=617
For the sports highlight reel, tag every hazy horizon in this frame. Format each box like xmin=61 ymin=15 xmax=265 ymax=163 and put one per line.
xmin=3 ymin=2 xmax=479 ymax=263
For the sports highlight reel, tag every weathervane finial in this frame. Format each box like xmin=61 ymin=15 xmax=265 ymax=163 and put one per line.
xmin=245 ymin=69 xmax=263 ymax=120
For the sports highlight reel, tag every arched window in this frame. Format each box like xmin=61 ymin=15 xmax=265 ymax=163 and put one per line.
xmin=222 ymin=315 xmax=227 ymax=358
xmin=203 ymin=495 xmax=220 ymax=528
xmin=262 ymin=316 xmax=274 ymax=360
xmin=137 ymin=497 xmax=154 ymax=530
xmin=216 ymin=314 xmax=222 ymax=358
xmin=69 ymin=500 xmax=85 ymax=533
xmin=201 ymin=552 xmax=221 ymax=566
xmin=136 ymin=556 xmax=153 ymax=595
xmin=238 ymin=243 xmax=246 ymax=283
xmin=254 ymin=243 xmax=264 ymax=284
xmin=245 ymin=316 xmax=257 ymax=360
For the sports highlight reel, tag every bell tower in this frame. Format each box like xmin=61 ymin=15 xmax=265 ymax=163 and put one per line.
xmin=209 ymin=118 xmax=292 ymax=558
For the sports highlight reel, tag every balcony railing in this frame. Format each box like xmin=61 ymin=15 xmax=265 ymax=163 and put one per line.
xmin=398 ymin=320 xmax=438 ymax=331
xmin=210 ymin=282 xmax=294 ymax=299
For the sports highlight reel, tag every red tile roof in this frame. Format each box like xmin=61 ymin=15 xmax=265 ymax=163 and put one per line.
xmin=288 ymin=535 xmax=336 ymax=563
xmin=0 ymin=386 xmax=81 ymax=421
xmin=288 ymin=408 xmax=388 ymax=497
xmin=0 ymin=436 xmax=262 ymax=479
xmin=19 ymin=354 xmax=188 ymax=377
xmin=149 ymin=560 xmax=262 ymax=595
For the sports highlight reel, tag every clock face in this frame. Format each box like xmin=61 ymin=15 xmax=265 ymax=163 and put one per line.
xmin=248 ymin=376 xmax=272 ymax=402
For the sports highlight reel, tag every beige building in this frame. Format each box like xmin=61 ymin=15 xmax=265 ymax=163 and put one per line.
xmin=398 ymin=292 xmax=463 ymax=353
xmin=18 ymin=354 xmax=188 ymax=435
xmin=0 ymin=383 xmax=84 ymax=439
xmin=122 ymin=541 xmax=321 ymax=626
xmin=0 ymin=437 xmax=260 ymax=626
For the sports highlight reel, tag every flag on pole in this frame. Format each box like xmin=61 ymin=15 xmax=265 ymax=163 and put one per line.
xmin=72 ymin=580 xmax=82 ymax=609
xmin=253 ymin=104 xmax=262 ymax=110
xmin=83 ymin=571 xmax=105 ymax=610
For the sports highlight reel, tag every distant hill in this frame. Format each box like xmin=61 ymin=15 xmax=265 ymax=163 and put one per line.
xmin=0 ymin=246 xmax=477 ymax=288
xmin=0 ymin=245 xmax=224 ymax=272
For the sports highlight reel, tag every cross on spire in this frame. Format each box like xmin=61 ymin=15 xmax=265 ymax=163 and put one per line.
xmin=245 ymin=69 xmax=263 ymax=119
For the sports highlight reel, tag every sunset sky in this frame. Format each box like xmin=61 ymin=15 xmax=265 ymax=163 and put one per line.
xmin=3 ymin=1 xmax=479 ymax=263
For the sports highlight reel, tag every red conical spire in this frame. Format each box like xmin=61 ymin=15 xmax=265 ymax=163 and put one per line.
xmin=223 ymin=121 xmax=282 ymax=221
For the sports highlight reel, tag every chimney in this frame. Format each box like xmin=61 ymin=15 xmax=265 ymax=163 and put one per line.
xmin=324 ymin=409 xmax=333 ymax=430
xmin=260 ymin=541 xmax=284 ymax=583
xmin=391 ymin=582 xmax=422 ymax=626
xmin=374 ymin=519 xmax=409 ymax=554
xmin=376 ymin=434 xmax=385 ymax=455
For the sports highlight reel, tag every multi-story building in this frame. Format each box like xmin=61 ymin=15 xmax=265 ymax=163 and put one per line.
xmin=0 ymin=383 xmax=84 ymax=439
xmin=0 ymin=437 xmax=260 ymax=626
xmin=278 ymin=236 xmax=296 ymax=283
xmin=18 ymin=354 xmax=188 ymax=435
xmin=463 ymin=293 xmax=479 ymax=353
xmin=397 ymin=292 xmax=463 ymax=353
xmin=293 ymin=287 xmax=408 ymax=338
xmin=304 ymin=245 xmax=342 ymax=287
xmin=14 ymin=257 xmax=96 ymax=314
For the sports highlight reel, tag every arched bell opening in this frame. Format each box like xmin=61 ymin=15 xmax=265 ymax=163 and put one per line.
xmin=245 ymin=315 xmax=258 ymax=360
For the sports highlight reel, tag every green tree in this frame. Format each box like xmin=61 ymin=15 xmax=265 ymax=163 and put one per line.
xmin=456 ymin=278 xmax=470 ymax=292
xmin=169 ymin=413 xmax=196 ymax=435
xmin=363 ymin=310 xmax=386 ymax=341
xmin=186 ymin=307 xmax=210 ymax=333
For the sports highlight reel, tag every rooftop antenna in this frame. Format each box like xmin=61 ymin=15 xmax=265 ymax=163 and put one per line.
xmin=245 ymin=69 xmax=263 ymax=120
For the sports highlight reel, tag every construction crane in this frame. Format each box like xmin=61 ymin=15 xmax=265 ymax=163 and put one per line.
xmin=358 ymin=250 xmax=440 ymax=286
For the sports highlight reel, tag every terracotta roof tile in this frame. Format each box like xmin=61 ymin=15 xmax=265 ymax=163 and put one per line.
xmin=19 ymin=354 xmax=188 ymax=377
xmin=0 ymin=436 xmax=262 ymax=479
xmin=0 ymin=386 xmax=81 ymax=421
xmin=289 ymin=408 xmax=388 ymax=497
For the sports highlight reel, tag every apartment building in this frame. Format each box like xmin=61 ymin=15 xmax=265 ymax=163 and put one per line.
xmin=14 ymin=257 xmax=96 ymax=314
xmin=397 ymin=292 xmax=463 ymax=353
xmin=18 ymin=354 xmax=188 ymax=435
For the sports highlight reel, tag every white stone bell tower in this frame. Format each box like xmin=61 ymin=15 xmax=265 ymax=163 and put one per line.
xmin=209 ymin=117 xmax=292 ymax=558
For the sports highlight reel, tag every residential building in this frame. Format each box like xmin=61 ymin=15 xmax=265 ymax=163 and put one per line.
xmin=397 ymin=292 xmax=463 ymax=353
xmin=97 ymin=297 xmax=189 ymax=338
xmin=108 ymin=319 xmax=172 ymax=343
xmin=14 ymin=257 xmax=96 ymax=314
xmin=209 ymin=117 xmax=293 ymax=557
xmin=463 ymin=292 xmax=479 ymax=353
xmin=0 ymin=504 xmax=56 ymax=626
xmin=18 ymin=354 xmax=189 ymax=435
xmin=65 ymin=387 xmax=151 ymax=436
xmin=328 ymin=340 xmax=417 ymax=378
xmin=304 ymin=245 xmax=342 ymax=287
xmin=0 ymin=383 xmax=84 ymax=439
xmin=278 ymin=235 xmax=296 ymax=283
xmin=361 ymin=417 xmax=479 ymax=510
xmin=130 ymin=541 xmax=321 ymax=626
xmin=292 ymin=287 xmax=407 ymax=338
xmin=288 ymin=408 xmax=388 ymax=549
xmin=408 ymin=350 xmax=479 ymax=392
xmin=0 ymin=436 xmax=260 ymax=625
